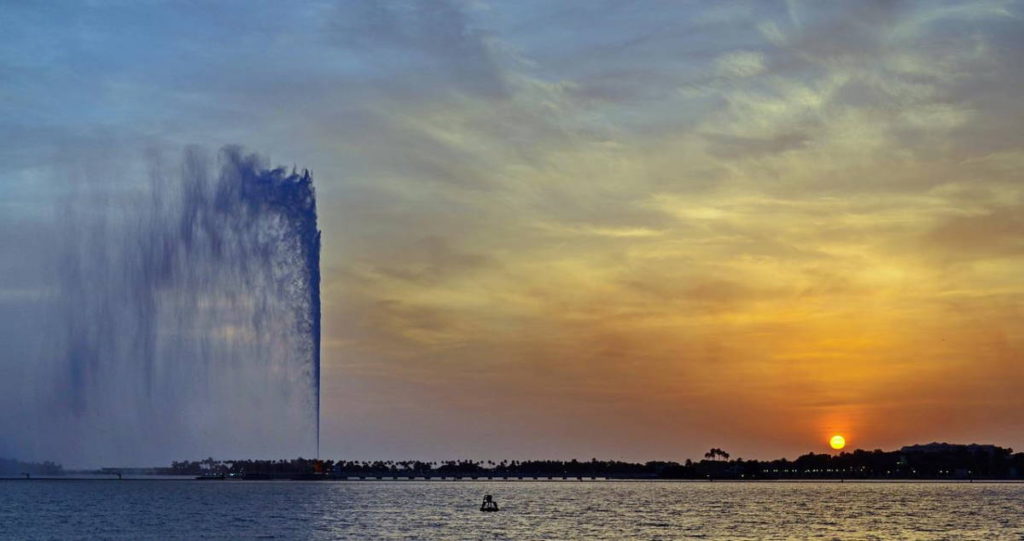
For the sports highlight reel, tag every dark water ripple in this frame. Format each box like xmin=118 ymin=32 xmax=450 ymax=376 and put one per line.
xmin=2 ymin=480 xmax=1023 ymax=540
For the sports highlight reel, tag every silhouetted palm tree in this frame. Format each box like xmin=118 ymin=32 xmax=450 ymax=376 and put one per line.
xmin=704 ymin=448 xmax=731 ymax=461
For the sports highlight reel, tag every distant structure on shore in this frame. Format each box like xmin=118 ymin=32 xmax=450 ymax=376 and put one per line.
xmin=0 ymin=458 xmax=63 ymax=476
xmin=900 ymin=442 xmax=1003 ymax=455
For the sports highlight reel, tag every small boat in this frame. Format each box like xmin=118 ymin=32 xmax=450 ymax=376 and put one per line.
xmin=480 ymin=495 xmax=499 ymax=512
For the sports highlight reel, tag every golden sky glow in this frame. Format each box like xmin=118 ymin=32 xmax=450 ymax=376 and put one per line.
xmin=316 ymin=1 xmax=1024 ymax=460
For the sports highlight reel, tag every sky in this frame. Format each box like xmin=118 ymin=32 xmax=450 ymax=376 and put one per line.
xmin=2 ymin=0 xmax=1023 ymax=463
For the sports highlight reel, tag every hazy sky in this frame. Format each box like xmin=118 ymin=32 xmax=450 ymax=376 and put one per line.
xmin=2 ymin=0 xmax=1023 ymax=462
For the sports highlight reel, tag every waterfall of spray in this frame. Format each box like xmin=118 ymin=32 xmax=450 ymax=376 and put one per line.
xmin=46 ymin=146 xmax=320 ymax=465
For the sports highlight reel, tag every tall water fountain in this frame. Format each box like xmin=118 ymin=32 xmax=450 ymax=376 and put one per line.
xmin=38 ymin=147 xmax=321 ymax=465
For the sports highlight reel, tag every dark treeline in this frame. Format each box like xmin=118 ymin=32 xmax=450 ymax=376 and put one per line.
xmin=163 ymin=443 xmax=1024 ymax=480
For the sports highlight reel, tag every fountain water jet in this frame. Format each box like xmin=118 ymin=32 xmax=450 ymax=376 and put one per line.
xmin=44 ymin=146 xmax=321 ymax=465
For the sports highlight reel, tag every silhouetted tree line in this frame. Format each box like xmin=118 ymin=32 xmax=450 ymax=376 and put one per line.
xmin=160 ymin=443 xmax=1024 ymax=480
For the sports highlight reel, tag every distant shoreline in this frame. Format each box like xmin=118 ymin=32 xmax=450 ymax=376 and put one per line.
xmin=7 ymin=442 xmax=1023 ymax=482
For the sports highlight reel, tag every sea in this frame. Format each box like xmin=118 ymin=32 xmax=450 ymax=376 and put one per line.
xmin=2 ymin=479 xmax=1023 ymax=540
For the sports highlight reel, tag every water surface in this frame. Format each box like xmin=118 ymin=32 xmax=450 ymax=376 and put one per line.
xmin=2 ymin=480 xmax=1022 ymax=540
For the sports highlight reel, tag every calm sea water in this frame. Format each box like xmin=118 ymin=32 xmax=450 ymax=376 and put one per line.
xmin=2 ymin=480 xmax=1023 ymax=540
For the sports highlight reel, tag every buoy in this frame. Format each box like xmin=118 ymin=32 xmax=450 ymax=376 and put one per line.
xmin=480 ymin=494 xmax=499 ymax=512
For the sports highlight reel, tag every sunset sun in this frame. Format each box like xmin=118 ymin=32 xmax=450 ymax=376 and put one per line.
xmin=830 ymin=435 xmax=847 ymax=450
